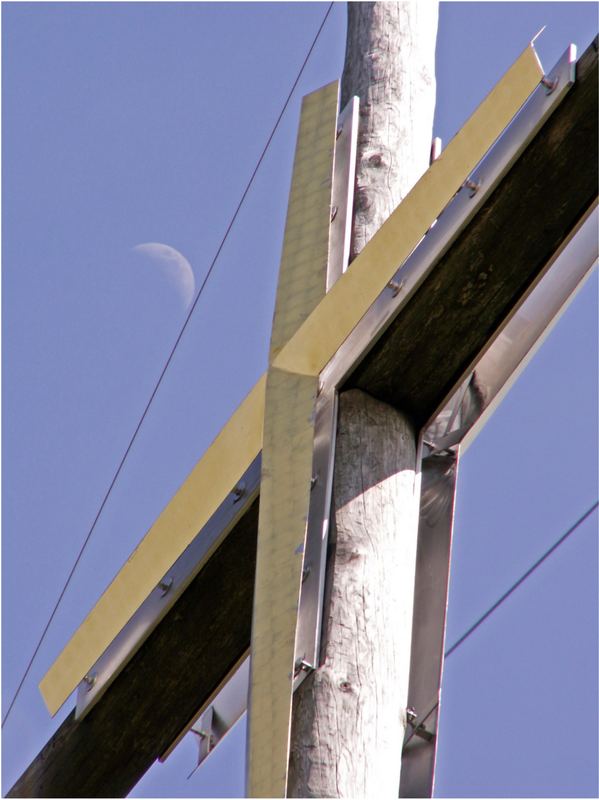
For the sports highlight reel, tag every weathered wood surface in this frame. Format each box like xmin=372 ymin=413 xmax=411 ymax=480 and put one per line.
xmin=348 ymin=36 xmax=598 ymax=427
xmin=9 ymin=37 xmax=597 ymax=800
xmin=8 ymin=500 xmax=259 ymax=799
xmin=288 ymin=3 xmax=436 ymax=796
xmin=340 ymin=2 xmax=438 ymax=261
xmin=288 ymin=390 xmax=420 ymax=797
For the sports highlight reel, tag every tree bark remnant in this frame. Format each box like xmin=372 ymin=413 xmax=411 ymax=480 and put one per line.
xmin=289 ymin=390 xmax=420 ymax=797
xmin=341 ymin=1 xmax=438 ymax=261
xmin=289 ymin=7 xmax=438 ymax=795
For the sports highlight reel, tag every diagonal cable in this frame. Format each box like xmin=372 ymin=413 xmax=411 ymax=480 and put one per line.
xmin=2 ymin=1 xmax=335 ymax=730
xmin=403 ymin=500 xmax=598 ymax=749
xmin=444 ymin=500 xmax=598 ymax=658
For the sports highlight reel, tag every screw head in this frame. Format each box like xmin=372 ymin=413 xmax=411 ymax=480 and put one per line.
xmin=83 ymin=673 xmax=97 ymax=692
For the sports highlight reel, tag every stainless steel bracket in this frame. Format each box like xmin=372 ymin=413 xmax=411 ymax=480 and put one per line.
xmin=292 ymin=96 xmax=358 ymax=687
xmin=156 ymin=46 xmax=589 ymax=783
xmin=292 ymin=43 xmax=581 ymax=698
xmin=74 ymin=455 xmax=261 ymax=720
xmin=186 ymin=655 xmax=250 ymax=775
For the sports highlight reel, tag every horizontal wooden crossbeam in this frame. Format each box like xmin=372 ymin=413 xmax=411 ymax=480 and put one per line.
xmin=39 ymin=45 xmax=542 ymax=720
xmin=9 ymin=36 xmax=597 ymax=799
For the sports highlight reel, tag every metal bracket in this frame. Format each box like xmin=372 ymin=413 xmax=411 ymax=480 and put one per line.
xmin=185 ymin=655 xmax=250 ymax=774
xmin=292 ymin=96 xmax=358 ymax=689
xmin=74 ymin=455 xmax=261 ymax=721
xmin=327 ymin=96 xmax=359 ymax=290
xmin=406 ymin=707 xmax=436 ymax=743
xmin=292 ymin=43 xmax=581 ymax=702
xmin=164 ymin=44 xmax=593 ymax=784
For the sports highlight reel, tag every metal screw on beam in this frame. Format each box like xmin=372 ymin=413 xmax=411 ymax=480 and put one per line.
xmin=158 ymin=577 xmax=173 ymax=597
xmin=232 ymin=482 xmax=246 ymax=503
xmin=302 ymin=563 xmax=311 ymax=583
xmin=293 ymin=657 xmax=315 ymax=678
xmin=388 ymin=279 xmax=404 ymax=297
xmin=406 ymin=706 xmax=435 ymax=742
xmin=310 ymin=474 xmax=318 ymax=490
xmin=541 ymin=74 xmax=559 ymax=94
xmin=464 ymin=178 xmax=481 ymax=197
xmin=336 ymin=126 xmax=343 ymax=139
xmin=82 ymin=673 xmax=97 ymax=693
xmin=330 ymin=205 xmax=338 ymax=222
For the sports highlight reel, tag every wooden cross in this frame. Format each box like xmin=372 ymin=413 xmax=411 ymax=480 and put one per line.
xmin=9 ymin=36 xmax=597 ymax=799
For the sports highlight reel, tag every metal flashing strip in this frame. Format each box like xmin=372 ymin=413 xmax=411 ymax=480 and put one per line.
xmin=398 ymin=202 xmax=597 ymax=797
xmin=399 ymin=447 xmax=459 ymax=799
xmin=188 ymin=655 xmax=250 ymax=773
xmin=319 ymin=44 xmax=576 ymax=394
xmin=74 ymin=456 xmax=261 ymax=721
xmin=272 ymin=44 xmax=543 ymax=378
xmin=38 ymin=43 xmax=569 ymax=731
xmin=327 ymin=96 xmax=359 ymax=290
xmin=247 ymin=82 xmax=339 ymax=798
xmin=40 ymin=374 xmax=267 ymax=716
xmin=293 ymin=95 xmax=358 ymax=684
xmin=292 ymin=386 xmax=338 ymax=685
xmin=458 ymin=200 xmax=598 ymax=455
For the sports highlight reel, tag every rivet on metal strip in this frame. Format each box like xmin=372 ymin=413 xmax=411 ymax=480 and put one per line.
xmin=388 ymin=279 xmax=404 ymax=297
xmin=406 ymin=707 xmax=435 ymax=742
xmin=158 ymin=577 xmax=174 ymax=597
xmin=232 ymin=482 xmax=246 ymax=503
xmin=463 ymin=178 xmax=481 ymax=197
xmin=82 ymin=673 xmax=97 ymax=692
xmin=541 ymin=74 xmax=559 ymax=94
xmin=293 ymin=657 xmax=315 ymax=678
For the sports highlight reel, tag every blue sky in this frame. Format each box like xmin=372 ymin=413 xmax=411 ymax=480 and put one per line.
xmin=2 ymin=2 xmax=597 ymax=797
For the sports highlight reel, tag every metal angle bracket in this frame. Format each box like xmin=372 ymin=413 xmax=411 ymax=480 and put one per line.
xmin=327 ymin=96 xmax=359 ymax=290
xmin=74 ymin=456 xmax=261 ymax=721
xmin=186 ymin=655 xmax=250 ymax=774
xmin=400 ymin=45 xmax=588 ymax=798
xmin=317 ymin=44 xmax=577 ymax=399
xmin=292 ymin=96 xmax=359 ymax=687
xmin=291 ymin=43 xmax=577 ymax=696
xmin=405 ymin=705 xmax=436 ymax=744
xmin=171 ymin=94 xmax=357 ymax=780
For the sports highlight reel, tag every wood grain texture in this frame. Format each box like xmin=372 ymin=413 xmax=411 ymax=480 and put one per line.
xmin=340 ymin=2 xmax=438 ymax=260
xmin=347 ymin=36 xmax=598 ymax=427
xmin=288 ymin=390 xmax=420 ymax=797
xmin=8 ymin=500 xmax=259 ymax=799
xmin=288 ymin=4 xmax=436 ymax=796
xmin=9 ymin=36 xmax=597 ymax=800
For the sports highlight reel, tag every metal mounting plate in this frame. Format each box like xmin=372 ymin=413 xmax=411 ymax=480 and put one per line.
xmin=74 ymin=455 xmax=261 ymax=720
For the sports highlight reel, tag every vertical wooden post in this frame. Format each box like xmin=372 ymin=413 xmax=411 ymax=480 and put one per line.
xmin=288 ymin=3 xmax=438 ymax=796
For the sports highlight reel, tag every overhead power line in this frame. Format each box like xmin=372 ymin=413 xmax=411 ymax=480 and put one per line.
xmin=404 ymin=500 xmax=598 ymax=747
xmin=2 ymin=2 xmax=335 ymax=730
xmin=444 ymin=500 xmax=598 ymax=658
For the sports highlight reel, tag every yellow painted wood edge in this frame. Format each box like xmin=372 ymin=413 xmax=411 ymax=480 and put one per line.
xmin=272 ymin=45 xmax=543 ymax=377
xmin=39 ymin=373 xmax=267 ymax=716
xmin=248 ymin=81 xmax=339 ymax=797
xmin=248 ymin=370 xmax=319 ymax=798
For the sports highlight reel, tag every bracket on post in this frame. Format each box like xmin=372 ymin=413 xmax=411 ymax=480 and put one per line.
xmin=292 ymin=96 xmax=359 ymax=688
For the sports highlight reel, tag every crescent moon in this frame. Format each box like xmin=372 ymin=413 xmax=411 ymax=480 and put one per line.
xmin=131 ymin=243 xmax=196 ymax=308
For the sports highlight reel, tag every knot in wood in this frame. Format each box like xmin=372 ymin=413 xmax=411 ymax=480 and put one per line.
xmin=367 ymin=153 xmax=384 ymax=167
xmin=338 ymin=680 xmax=352 ymax=693
xmin=356 ymin=186 xmax=371 ymax=210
